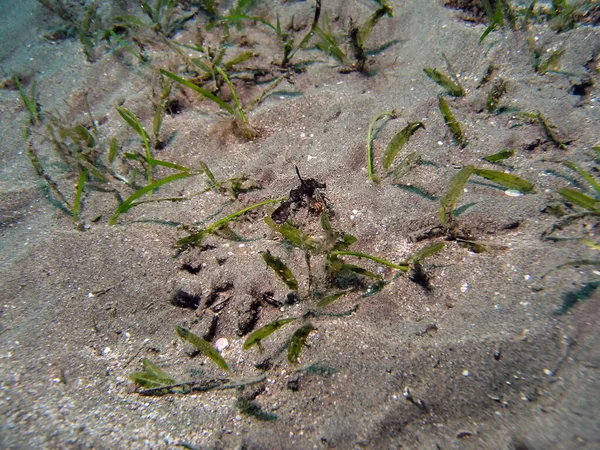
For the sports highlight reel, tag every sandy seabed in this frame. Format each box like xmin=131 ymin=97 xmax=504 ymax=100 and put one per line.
xmin=0 ymin=1 xmax=599 ymax=449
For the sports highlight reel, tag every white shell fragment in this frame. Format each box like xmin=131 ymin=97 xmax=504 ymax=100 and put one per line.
xmin=215 ymin=338 xmax=229 ymax=352
xmin=505 ymin=189 xmax=523 ymax=197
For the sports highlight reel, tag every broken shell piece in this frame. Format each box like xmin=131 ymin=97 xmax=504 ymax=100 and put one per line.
xmin=505 ymin=189 xmax=523 ymax=197
xmin=215 ymin=338 xmax=229 ymax=352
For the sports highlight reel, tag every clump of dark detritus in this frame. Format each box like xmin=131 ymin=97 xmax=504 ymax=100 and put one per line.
xmin=271 ymin=167 xmax=326 ymax=224
xmin=179 ymin=261 xmax=202 ymax=274
xmin=443 ymin=0 xmax=497 ymax=24
xmin=570 ymin=75 xmax=594 ymax=98
xmin=171 ymin=289 xmax=202 ymax=310
xmin=286 ymin=376 xmax=300 ymax=391
xmin=254 ymin=358 xmax=273 ymax=371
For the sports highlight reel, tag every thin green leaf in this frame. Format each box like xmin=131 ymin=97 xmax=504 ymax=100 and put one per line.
xmin=367 ymin=109 xmax=399 ymax=182
xmin=190 ymin=57 xmax=212 ymax=73
xmin=320 ymin=211 xmax=332 ymax=233
xmin=15 ymin=77 xmax=39 ymax=124
xmin=264 ymin=216 xmax=317 ymax=250
xmin=480 ymin=22 xmax=498 ymax=43
xmin=482 ymin=149 xmax=514 ymax=163
xmin=288 ymin=323 xmax=315 ymax=363
xmin=109 ymin=172 xmax=195 ymax=225
xmin=197 ymin=161 xmax=217 ymax=186
xmin=141 ymin=1 xmax=155 ymax=21
xmin=223 ymin=51 xmax=256 ymax=69
xmin=129 ymin=372 xmax=171 ymax=389
xmin=341 ymin=233 xmax=358 ymax=248
xmin=116 ymin=106 xmax=150 ymax=155
xmin=316 ymin=290 xmax=352 ymax=308
xmin=214 ymin=65 xmax=247 ymax=123
xmin=176 ymin=326 xmax=229 ymax=371
xmin=79 ymin=3 xmax=98 ymax=63
xmin=58 ymin=127 xmax=85 ymax=145
xmin=143 ymin=357 xmax=174 ymax=379
xmin=287 ymin=25 xmax=316 ymax=64
xmin=329 ymin=250 xmax=409 ymax=271
xmin=439 ymin=165 xmax=475 ymax=228
xmin=160 ymin=69 xmax=235 ymax=115
xmin=313 ymin=24 xmax=345 ymax=64
xmin=243 ymin=317 xmax=297 ymax=350
xmin=320 ymin=8 xmax=333 ymax=37
xmin=28 ymin=79 xmax=37 ymax=117
xmin=212 ymin=47 xmax=227 ymax=68
xmin=113 ymin=14 xmax=147 ymax=27
xmin=578 ymin=239 xmax=600 ymax=251
xmin=458 ymin=239 xmax=488 ymax=253
xmin=144 ymin=156 xmax=192 ymax=172
xmin=328 ymin=232 xmax=358 ymax=255
xmin=382 ymin=121 xmax=424 ymax=169
xmin=108 ymin=137 xmax=119 ymax=163
xmin=480 ymin=0 xmax=504 ymax=42
xmin=559 ymin=188 xmax=600 ymax=211
xmin=439 ymin=97 xmax=466 ymax=146
xmin=423 ymin=68 xmax=465 ymax=97
xmin=261 ymin=250 xmax=299 ymax=291
xmin=73 ymin=124 xmax=95 ymax=147
xmin=178 ymin=198 xmax=283 ymax=247
xmin=562 ymin=161 xmax=600 ymax=195
xmin=406 ymin=242 xmax=445 ymax=263
xmin=122 ymin=150 xmax=192 ymax=172
xmin=73 ymin=168 xmax=87 ymax=223
xmin=358 ymin=4 xmax=393 ymax=48
xmin=473 ymin=168 xmax=535 ymax=193
xmin=129 ymin=358 xmax=176 ymax=388
xmin=108 ymin=29 xmax=148 ymax=63
xmin=153 ymin=108 xmax=164 ymax=144
xmin=537 ymin=111 xmax=567 ymax=150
